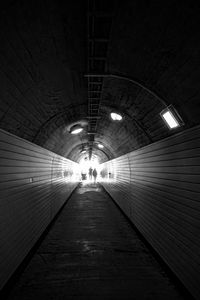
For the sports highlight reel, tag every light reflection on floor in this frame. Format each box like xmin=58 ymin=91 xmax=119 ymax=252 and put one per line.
xmin=77 ymin=181 xmax=102 ymax=194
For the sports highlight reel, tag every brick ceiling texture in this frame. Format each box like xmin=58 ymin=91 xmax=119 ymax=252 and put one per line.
xmin=0 ymin=0 xmax=200 ymax=163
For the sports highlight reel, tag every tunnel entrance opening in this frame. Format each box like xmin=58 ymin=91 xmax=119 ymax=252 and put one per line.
xmin=79 ymin=155 xmax=102 ymax=184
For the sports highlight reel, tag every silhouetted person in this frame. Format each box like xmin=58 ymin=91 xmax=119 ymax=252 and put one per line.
xmin=89 ymin=167 xmax=93 ymax=180
xmin=92 ymin=168 xmax=97 ymax=183
xmin=81 ymin=171 xmax=87 ymax=181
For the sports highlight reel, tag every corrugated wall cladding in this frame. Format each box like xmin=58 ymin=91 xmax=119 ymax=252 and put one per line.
xmin=0 ymin=129 xmax=79 ymax=290
xmin=101 ymin=125 xmax=200 ymax=300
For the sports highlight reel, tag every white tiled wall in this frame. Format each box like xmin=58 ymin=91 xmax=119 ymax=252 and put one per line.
xmin=0 ymin=129 xmax=79 ymax=290
xmin=101 ymin=125 xmax=200 ymax=300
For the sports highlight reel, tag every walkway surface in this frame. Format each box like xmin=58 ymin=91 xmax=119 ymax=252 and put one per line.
xmin=5 ymin=183 xmax=186 ymax=299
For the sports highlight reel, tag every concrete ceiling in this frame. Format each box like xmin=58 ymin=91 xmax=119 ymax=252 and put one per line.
xmin=0 ymin=0 xmax=200 ymax=163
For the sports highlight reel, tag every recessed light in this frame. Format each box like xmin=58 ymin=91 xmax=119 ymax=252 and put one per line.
xmin=80 ymin=149 xmax=86 ymax=154
xmin=70 ymin=124 xmax=83 ymax=134
xmin=110 ymin=112 xmax=123 ymax=121
xmin=98 ymin=143 xmax=104 ymax=149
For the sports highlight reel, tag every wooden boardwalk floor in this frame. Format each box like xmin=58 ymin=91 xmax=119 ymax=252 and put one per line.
xmin=4 ymin=183 xmax=187 ymax=299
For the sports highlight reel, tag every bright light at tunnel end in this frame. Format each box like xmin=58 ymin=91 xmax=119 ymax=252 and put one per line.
xmin=110 ymin=112 xmax=123 ymax=121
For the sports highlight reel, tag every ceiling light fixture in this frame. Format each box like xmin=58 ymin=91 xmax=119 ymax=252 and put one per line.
xmin=160 ymin=105 xmax=184 ymax=129
xmin=98 ymin=143 xmax=104 ymax=149
xmin=80 ymin=149 xmax=86 ymax=154
xmin=110 ymin=112 xmax=123 ymax=121
xmin=70 ymin=124 xmax=84 ymax=134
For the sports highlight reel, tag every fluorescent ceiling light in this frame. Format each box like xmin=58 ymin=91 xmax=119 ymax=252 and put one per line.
xmin=80 ymin=150 xmax=86 ymax=154
xmin=71 ymin=128 xmax=83 ymax=134
xmin=98 ymin=143 xmax=104 ymax=149
xmin=162 ymin=111 xmax=179 ymax=128
xmin=110 ymin=112 xmax=122 ymax=121
xmin=70 ymin=124 xmax=83 ymax=134
xmin=160 ymin=105 xmax=184 ymax=129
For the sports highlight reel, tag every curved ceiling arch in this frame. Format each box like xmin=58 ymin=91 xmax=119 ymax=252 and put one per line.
xmin=67 ymin=141 xmax=115 ymax=163
xmin=99 ymin=103 xmax=153 ymax=143
xmin=33 ymin=102 xmax=88 ymax=145
xmin=85 ymin=73 xmax=169 ymax=108
xmin=0 ymin=0 xmax=200 ymax=163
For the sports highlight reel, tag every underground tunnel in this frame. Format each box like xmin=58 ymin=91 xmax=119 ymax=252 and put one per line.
xmin=0 ymin=0 xmax=200 ymax=299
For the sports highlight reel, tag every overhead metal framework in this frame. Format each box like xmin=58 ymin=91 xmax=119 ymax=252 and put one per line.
xmin=86 ymin=0 xmax=114 ymax=159
xmin=0 ymin=0 xmax=197 ymax=164
xmin=85 ymin=73 xmax=169 ymax=108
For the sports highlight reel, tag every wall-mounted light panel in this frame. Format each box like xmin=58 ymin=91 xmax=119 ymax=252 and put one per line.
xmin=160 ymin=105 xmax=184 ymax=129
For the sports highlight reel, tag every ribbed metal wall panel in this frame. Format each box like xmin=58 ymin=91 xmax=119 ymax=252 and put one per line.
xmin=101 ymin=125 xmax=200 ymax=300
xmin=0 ymin=129 xmax=79 ymax=290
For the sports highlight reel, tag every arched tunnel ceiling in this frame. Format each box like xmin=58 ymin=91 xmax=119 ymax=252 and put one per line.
xmin=0 ymin=0 xmax=200 ymax=163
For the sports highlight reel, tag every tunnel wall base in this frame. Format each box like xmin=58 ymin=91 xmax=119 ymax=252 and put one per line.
xmin=0 ymin=129 xmax=79 ymax=290
xmin=101 ymin=125 xmax=200 ymax=300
